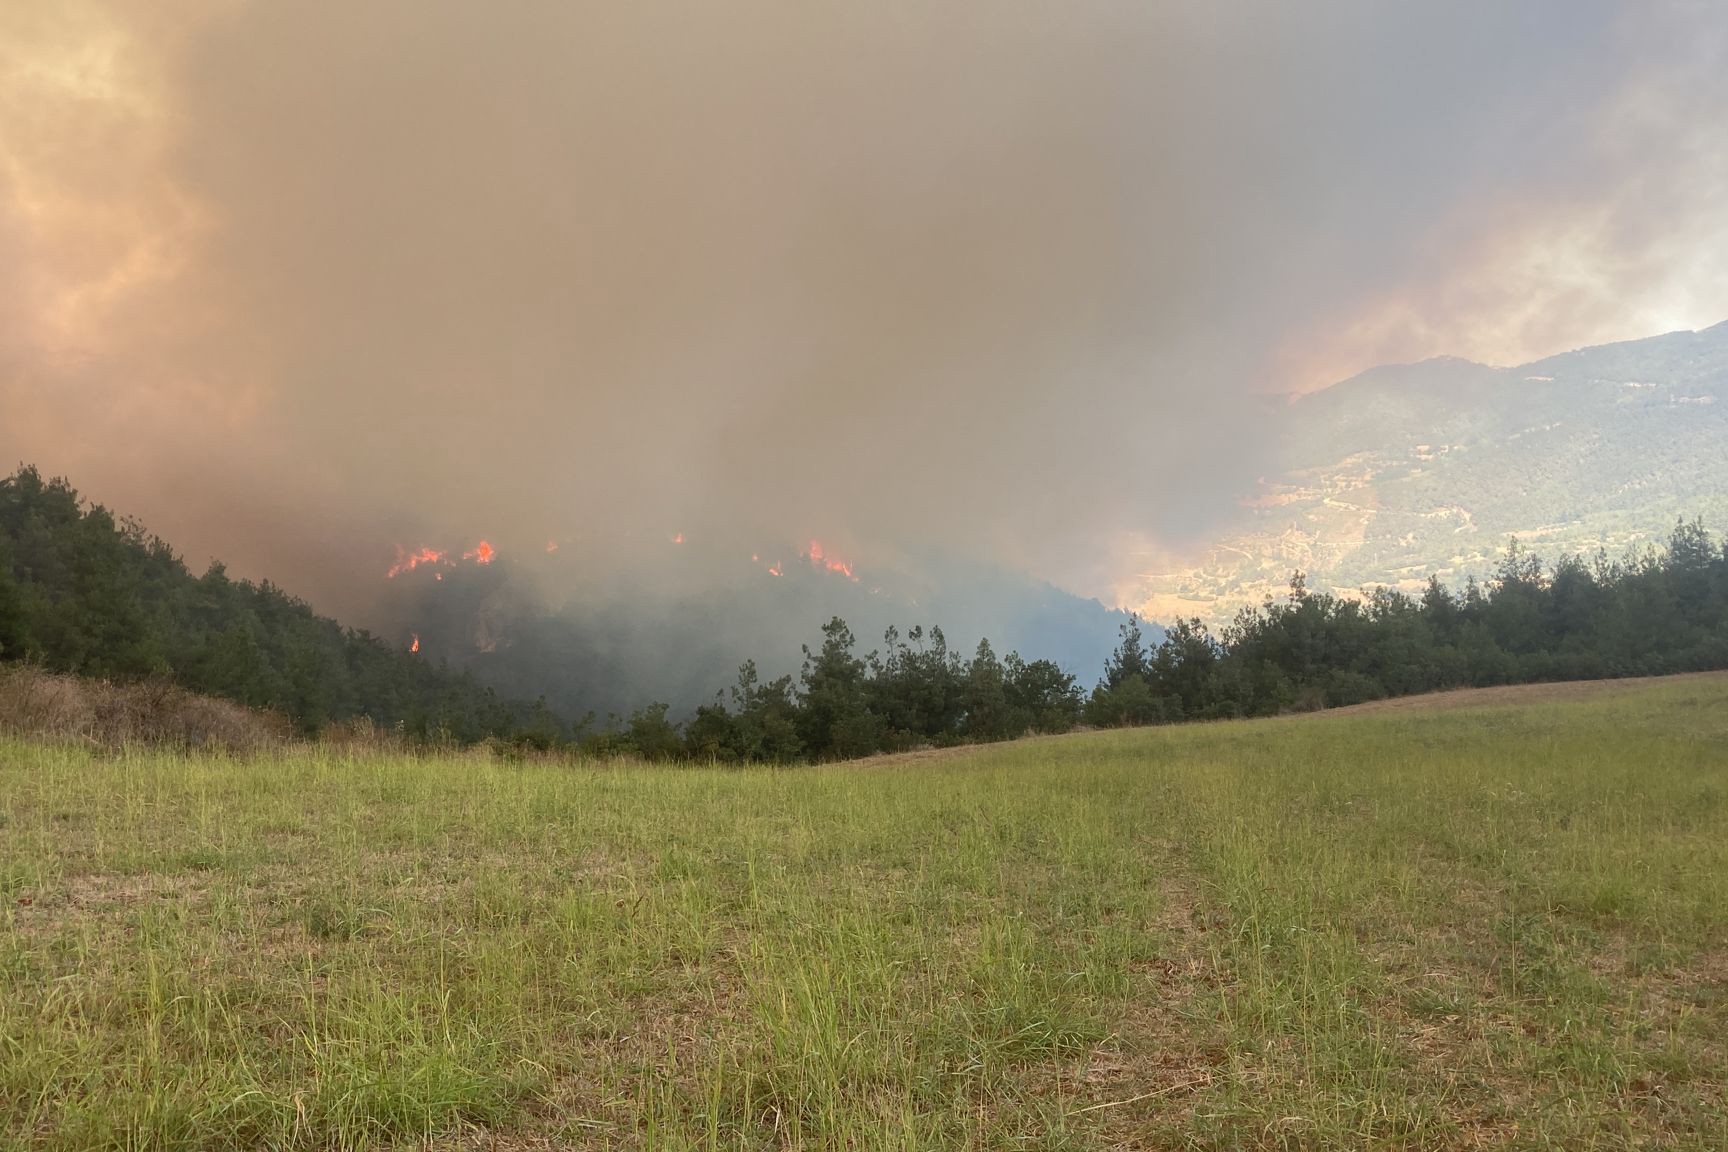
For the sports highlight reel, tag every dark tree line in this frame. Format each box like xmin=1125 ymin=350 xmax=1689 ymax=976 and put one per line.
xmin=0 ymin=467 xmax=533 ymax=741
xmin=620 ymin=620 xmax=1086 ymax=763
xmin=606 ymin=519 xmax=1728 ymax=761
xmin=1082 ymin=522 xmax=1728 ymax=726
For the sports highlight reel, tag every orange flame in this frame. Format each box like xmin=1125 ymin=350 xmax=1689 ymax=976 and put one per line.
xmin=671 ymin=533 xmax=685 ymax=545
xmin=806 ymin=540 xmax=859 ymax=581
xmin=767 ymin=562 xmax=782 ymax=577
xmin=409 ymin=633 xmax=420 ymax=653
xmin=386 ymin=547 xmax=448 ymax=578
xmin=546 ymin=539 xmax=559 ymax=553
xmin=387 ymin=539 xmax=497 ymax=579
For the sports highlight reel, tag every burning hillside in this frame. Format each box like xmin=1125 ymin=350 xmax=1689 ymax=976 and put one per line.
xmin=385 ymin=541 xmax=496 ymax=579
xmin=371 ymin=527 xmax=1131 ymax=722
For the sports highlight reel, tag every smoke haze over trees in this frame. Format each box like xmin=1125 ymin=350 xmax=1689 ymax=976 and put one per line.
xmin=5 ymin=3 xmax=1728 ymax=625
xmin=0 ymin=467 xmax=528 ymax=743
xmin=386 ymin=537 xmax=1135 ymax=722
xmin=6 ymin=465 xmax=1728 ymax=764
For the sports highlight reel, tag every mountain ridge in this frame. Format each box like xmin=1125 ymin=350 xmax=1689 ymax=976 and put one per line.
xmin=1135 ymin=319 xmax=1728 ymax=622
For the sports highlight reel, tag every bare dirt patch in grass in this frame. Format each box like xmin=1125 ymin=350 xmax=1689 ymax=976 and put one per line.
xmin=8 ymin=870 xmax=210 ymax=936
xmin=1076 ymin=877 xmax=1244 ymax=1147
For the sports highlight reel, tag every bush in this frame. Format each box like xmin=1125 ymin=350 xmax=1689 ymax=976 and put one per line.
xmin=1320 ymin=670 xmax=1386 ymax=708
xmin=0 ymin=665 xmax=289 ymax=752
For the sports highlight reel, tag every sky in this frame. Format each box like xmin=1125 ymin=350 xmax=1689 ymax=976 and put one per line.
xmin=3 ymin=1 xmax=1726 ymax=614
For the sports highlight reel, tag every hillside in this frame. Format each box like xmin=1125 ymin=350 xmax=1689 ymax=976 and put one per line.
xmin=5 ymin=674 xmax=1723 ymax=1147
xmin=384 ymin=544 xmax=1138 ymax=721
xmin=0 ymin=467 xmax=535 ymax=742
xmin=1136 ymin=320 xmax=1728 ymax=620
xmin=0 ymin=465 xmax=1122 ymax=757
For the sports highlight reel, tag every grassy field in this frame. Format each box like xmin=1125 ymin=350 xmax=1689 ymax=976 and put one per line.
xmin=2 ymin=677 xmax=1726 ymax=1150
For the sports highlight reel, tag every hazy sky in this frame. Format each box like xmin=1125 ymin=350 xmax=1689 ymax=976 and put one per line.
xmin=3 ymin=2 xmax=1726 ymax=611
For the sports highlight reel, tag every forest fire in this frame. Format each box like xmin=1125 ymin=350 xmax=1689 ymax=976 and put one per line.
xmin=409 ymin=633 xmax=420 ymax=653
xmin=387 ymin=531 xmax=860 ymax=586
xmin=806 ymin=540 xmax=859 ymax=581
xmin=740 ymin=540 xmax=859 ymax=581
xmin=386 ymin=547 xmax=448 ymax=578
xmin=386 ymin=540 xmax=495 ymax=578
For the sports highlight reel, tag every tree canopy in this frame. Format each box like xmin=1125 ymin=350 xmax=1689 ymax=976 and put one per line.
xmin=0 ymin=466 xmax=528 ymax=742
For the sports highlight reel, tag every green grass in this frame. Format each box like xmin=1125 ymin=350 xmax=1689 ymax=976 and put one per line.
xmin=3 ymin=677 xmax=1726 ymax=1150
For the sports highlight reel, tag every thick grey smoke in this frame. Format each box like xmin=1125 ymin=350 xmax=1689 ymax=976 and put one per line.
xmin=3 ymin=2 xmax=1726 ymax=615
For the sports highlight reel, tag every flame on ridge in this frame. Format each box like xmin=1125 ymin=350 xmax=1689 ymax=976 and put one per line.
xmin=386 ymin=540 xmax=496 ymax=578
xmin=806 ymin=540 xmax=859 ymax=581
xmin=386 ymin=547 xmax=448 ymax=579
xmin=389 ymin=531 xmax=862 ymax=585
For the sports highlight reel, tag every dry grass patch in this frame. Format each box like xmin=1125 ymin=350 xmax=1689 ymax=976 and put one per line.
xmin=3 ymin=674 xmax=1727 ymax=1149
xmin=0 ymin=665 xmax=289 ymax=752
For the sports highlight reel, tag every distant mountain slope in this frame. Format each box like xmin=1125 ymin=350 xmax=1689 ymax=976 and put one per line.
xmin=388 ymin=547 xmax=1138 ymax=720
xmin=1135 ymin=321 xmax=1728 ymax=620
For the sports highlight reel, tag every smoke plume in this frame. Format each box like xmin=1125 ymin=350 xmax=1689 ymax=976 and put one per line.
xmin=3 ymin=2 xmax=1726 ymax=618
